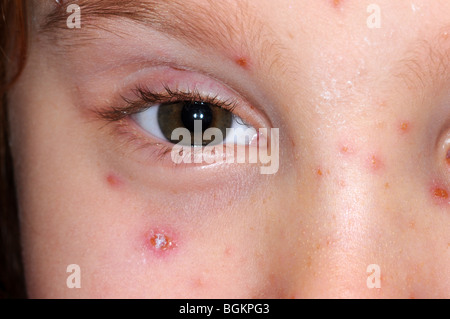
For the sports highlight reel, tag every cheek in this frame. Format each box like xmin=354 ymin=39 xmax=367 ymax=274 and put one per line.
xmin=141 ymin=227 xmax=178 ymax=258
xmin=87 ymin=170 xmax=276 ymax=297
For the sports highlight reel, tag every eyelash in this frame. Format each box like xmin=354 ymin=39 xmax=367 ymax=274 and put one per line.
xmin=97 ymin=85 xmax=239 ymax=122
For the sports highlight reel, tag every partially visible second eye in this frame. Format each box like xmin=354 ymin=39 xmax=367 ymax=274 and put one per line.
xmin=133 ymin=101 xmax=256 ymax=146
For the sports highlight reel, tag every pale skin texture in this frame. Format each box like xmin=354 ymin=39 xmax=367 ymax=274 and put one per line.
xmin=7 ymin=0 xmax=450 ymax=298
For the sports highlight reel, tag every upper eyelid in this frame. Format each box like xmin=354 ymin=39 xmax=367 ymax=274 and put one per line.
xmin=135 ymin=85 xmax=238 ymax=111
xmin=96 ymin=85 xmax=240 ymax=122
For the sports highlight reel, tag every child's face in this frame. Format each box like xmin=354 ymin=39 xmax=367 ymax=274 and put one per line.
xmin=8 ymin=0 xmax=450 ymax=298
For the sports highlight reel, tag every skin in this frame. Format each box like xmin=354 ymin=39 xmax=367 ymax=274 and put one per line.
xmin=7 ymin=0 xmax=450 ymax=298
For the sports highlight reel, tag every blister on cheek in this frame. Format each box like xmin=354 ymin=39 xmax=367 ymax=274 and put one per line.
xmin=144 ymin=228 xmax=178 ymax=257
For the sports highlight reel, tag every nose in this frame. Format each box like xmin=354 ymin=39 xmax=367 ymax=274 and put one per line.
xmin=282 ymin=126 xmax=414 ymax=298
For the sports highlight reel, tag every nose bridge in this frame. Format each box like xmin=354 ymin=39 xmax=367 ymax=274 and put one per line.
xmin=285 ymin=123 xmax=393 ymax=298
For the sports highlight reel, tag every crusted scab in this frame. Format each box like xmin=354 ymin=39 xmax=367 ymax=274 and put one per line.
xmin=149 ymin=232 xmax=174 ymax=251
xmin=433 ymin=187 xmax=449 ymax=200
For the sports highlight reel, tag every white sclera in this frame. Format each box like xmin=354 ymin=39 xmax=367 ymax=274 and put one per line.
xmin=133 ymin=105 xmax=166 ymax=141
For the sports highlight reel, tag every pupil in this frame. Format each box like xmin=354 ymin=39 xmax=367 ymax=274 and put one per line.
xmin=181 ymin=101 xmax=213 ymax=132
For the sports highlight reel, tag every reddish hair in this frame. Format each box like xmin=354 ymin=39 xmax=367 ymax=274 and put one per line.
xmin=0 ymin=0 xmax=28 ymax=298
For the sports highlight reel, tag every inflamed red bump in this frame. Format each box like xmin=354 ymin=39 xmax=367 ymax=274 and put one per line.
xmin=235 ymin=57 xmax=250 ymax=70
xmin=106 ymin=173 xmax=122 ymax=188
xmin=144 ymin=229 xmax=177 ymax=257
xmin=430 ymin=181 xmax=450 ymax=206
xmin=368 ymin=154 xmax=384 ymax=173
xmin=433 ymin=188 xmax=448 ymax=199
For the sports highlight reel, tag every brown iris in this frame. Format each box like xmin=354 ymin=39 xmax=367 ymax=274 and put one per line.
xmin=157 ymin=101 xmax=232 ymax=146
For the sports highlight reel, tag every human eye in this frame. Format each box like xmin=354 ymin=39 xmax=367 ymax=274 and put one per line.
xmin=94 ymin=72 xmax=268 ymax=166
xmin=128 ymin=86 xmax=257 ymax=147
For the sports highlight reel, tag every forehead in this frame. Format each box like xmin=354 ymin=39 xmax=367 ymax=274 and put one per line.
xmin=35 ymin=0 xmax=450 ymax=102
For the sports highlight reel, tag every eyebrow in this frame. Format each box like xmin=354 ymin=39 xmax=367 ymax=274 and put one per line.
xmin=40 ymin=0 xmax=284 ymax=71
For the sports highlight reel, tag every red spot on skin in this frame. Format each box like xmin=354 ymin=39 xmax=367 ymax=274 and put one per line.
xmin=433 ymin=188 xmax=448 ymax=199
xmin=332 ymin=0 xmax=342 ymax=8
xmin=106 ymin=174 xmax=122 ymax=187
xmin=430 ymin=181 xmax=450 ymax=206
xmin=192 ymin=277 xmax=206 ymax=289
xmin=446 ymin=149 xmax=450 ymax=165
xmin=236 ymin=57 xmax=249 ymax=69
xmin=149 ymin=233 xmax=173 ymax=251
xmin=338 ymin=142 xmax=356 ymax=155
xmin=399 ymin=121 xmax=411 ymax=134
xmin=143 ymin=228 xmax=177 ymax=257
xmin=317 ymin=168 xmax=323 ymax=176
xmin=224 ymin=247 xmax=232 ymax=256
xmin=369 ymin=155 xmax=384 ymax=172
